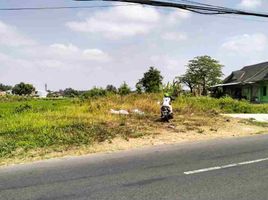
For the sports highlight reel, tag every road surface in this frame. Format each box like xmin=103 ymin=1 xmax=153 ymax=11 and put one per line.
xmin=1 ymin=134 xmax=268 ymax=200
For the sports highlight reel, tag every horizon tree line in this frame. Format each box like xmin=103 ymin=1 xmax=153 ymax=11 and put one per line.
xmin=0 ymin=55 xmax=224 ymax=97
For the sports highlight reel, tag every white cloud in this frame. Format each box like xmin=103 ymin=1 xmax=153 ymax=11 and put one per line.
xmin=162 ymin=32 xmax=188 ymax=41
xmin=150 ymin=55 xmax=188 ymax=73
xmin=66 ymin=6 xmax=190 ymax=39
xmin=35 ymin=59 xmax=64 ymax=69
xmin=0 ymin=21 xmax=35 ymax=47
xmin=66 ymin=6 xmax=159 ymax=39
xmin=221 ymin=33 xmax=267 ymax=53
xmin=50 ymin=43 xmax=79 ymax=53
xmin=166 ymin=10 xmax=191 ymax=25
xmin=0 ymin=52 xmax=10 ymax=60
xmin=0 ymin=20 xmax=110 ymax=68
xmin=0 ymin=42 xmax=112 ymax=90
xmin=67 ymin=19 xmax=152 ymax=39
xmin=83 ymin=49 xmax=110 ymax=61
xmin=49 ymin=43 xmax=111 ymax=62
xmin=0 ymin=21 xmax=113 ymax=90
xmin=238 ymin=0 xmax=262 ymax=9
xmin=22 ymin=43 xmax=111 ymax=64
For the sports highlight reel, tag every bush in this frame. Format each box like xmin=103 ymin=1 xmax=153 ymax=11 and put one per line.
xmin=82 ymin=87 xmax=107 ymax=99
xmin=106 ymin=85 xmax=117 ymax=94
xmin=63 ymin=88 xmax=80 ymax=97
xmin=118 ymin=82 xmax=131 ymax=96
xmin=14 ymin=104 xmax=32 ymax=113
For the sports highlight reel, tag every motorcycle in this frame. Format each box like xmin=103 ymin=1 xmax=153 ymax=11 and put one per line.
xmin=161 ymin=106 xmax=173 ymax=122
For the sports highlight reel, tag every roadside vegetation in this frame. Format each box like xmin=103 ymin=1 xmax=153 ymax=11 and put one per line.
xmin=1 ymin=94 xmax=268 ymax=165
xmin=1 ymin=55 xmax=267 ymax=165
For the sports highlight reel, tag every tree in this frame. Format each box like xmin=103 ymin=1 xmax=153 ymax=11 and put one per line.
xmin=164 ymin=79 xmax=183 ymax=97
xmin=118 ymin=82 xmax=131 ymax=96
xmin=106 ymin=85 xmax=117 ymax=94
xmin=0 ymin=83 xmax=12 ymax=91
xmin=82 ymin=87 xmax=107 ymax=99
xmin=178 ymin=73 xmax=197 ymax=94
xmin=12 ymin=82 xmax=35 ymax=96
xmin=138 ymin=67 xmax=163 ymax=93
xmin=181 ymin=56 xmax=223 ymax=95
xmin=63 ymin=88 xmax=79 ymax=97
xmin=135 ymin=83 xmax=143 ymax=94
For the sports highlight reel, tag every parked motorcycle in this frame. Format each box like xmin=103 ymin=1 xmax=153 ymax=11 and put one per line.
xmin=161 ymin=106 xmax=173 ymax=122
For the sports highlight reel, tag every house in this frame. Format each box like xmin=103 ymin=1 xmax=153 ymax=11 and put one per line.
xmin=6 ymin=90 xmax=12 ymax=95
xmin=0 ymin=91 xmax=6 ymax=96
xmin=0 ymin=90 xmax=12 ymax=96
xmin=34 ymin=90 xmax=48 ymax=98
xmin=213 ymin=61 xmax=268 ymax=103
xmin=46 ymin=91 xmax=64 ymax=98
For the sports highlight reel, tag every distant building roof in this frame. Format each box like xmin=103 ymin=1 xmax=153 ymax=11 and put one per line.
xmin=224 ymin=61 xmax=268 ymax=84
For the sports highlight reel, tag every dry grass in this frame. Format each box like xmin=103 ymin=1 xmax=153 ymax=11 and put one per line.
xmin=1 ymin=113 xmax=266 ymax=166
xmin=0 ymin=94 xmax=268 ymax=166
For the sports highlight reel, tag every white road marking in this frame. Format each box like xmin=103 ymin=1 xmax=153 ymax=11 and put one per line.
xmin=184 ymin=157 xmax=268 ymax=175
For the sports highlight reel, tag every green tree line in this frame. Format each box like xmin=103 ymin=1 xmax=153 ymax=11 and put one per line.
xmin=1 ymin=55 xmax=224 ymax=98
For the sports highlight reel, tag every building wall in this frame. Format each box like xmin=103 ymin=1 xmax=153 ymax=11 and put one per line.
xmin=239 ymin=83 xmax=268 ymax=103
xmin=251 ymin=86 xmax=259 ymax=101
xmin=242 ymin=86 xmax=251 ymax=100
xmin=222 ymin=82 xmax=268 ymax=103
xmin=259 ymin=81 xmax=268 ymax=103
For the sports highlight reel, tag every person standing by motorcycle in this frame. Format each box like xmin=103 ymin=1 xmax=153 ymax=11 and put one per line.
xmin=161 ymin=93 xmax=174 ymax=120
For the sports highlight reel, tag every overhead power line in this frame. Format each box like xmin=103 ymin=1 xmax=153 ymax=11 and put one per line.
xmin=171 ymin=0 xmax=268 ymax=22
xmin=0 ymin=4 xmax=133 ymax=11
xmin=1 ymin=0 xmax=268 ymax=21
xmin=76 ymin=0 xmax=268 ymax=18
xmin=171 ymin=0 xmax=227 ymax=9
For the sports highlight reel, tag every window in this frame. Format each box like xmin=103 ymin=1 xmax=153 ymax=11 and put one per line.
xmin=263 ymin=86 xmax=267 ymax=96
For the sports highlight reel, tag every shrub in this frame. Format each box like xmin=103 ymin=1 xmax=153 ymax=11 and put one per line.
xmin=63 ymin=88 xmax=80 ymax=97
xmin=118 ymin=82 xmax=131 ymax=96
xmin=106 ymin=85 xmax=117 ymax=94
xmin=14 ymin=104 xmax=32 ymax=113
xmin=82 ymin=87 xmax=107 ymax=99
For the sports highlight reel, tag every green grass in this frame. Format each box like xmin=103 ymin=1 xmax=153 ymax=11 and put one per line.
xmin=0 ymin=95 xmax=159 ymax=160
xmin=174 ymin=96 xmax=268 ymax=114
xmin=0 ymin=94 xmax=268 ymax=162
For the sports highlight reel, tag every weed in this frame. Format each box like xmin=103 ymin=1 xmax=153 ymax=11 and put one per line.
xmin=197 ymin=129 xmax=205 ymax=134
xmin=14 ymin=104 xmax=32 ymax=113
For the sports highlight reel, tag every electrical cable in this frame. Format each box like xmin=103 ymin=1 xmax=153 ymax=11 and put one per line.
xmin=0 ymin=4 xmax=134 ymax=11
xmin=75 ymin=0 xmax=268 ymax=18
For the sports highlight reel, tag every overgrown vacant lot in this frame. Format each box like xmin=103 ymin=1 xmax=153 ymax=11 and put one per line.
xmin=0 ymin=95 xmax=268 ymax=165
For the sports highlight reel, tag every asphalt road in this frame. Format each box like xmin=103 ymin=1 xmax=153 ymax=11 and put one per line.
xmin=1 ymin=135 xmax=268 ymax=200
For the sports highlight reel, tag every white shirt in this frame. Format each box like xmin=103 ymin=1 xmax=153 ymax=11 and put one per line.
xmin=162 ymin=97 xmax=171 ymax=107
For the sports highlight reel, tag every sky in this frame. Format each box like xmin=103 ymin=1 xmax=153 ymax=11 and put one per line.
xmin=0 ymin=0 xmax=268 ymax=91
